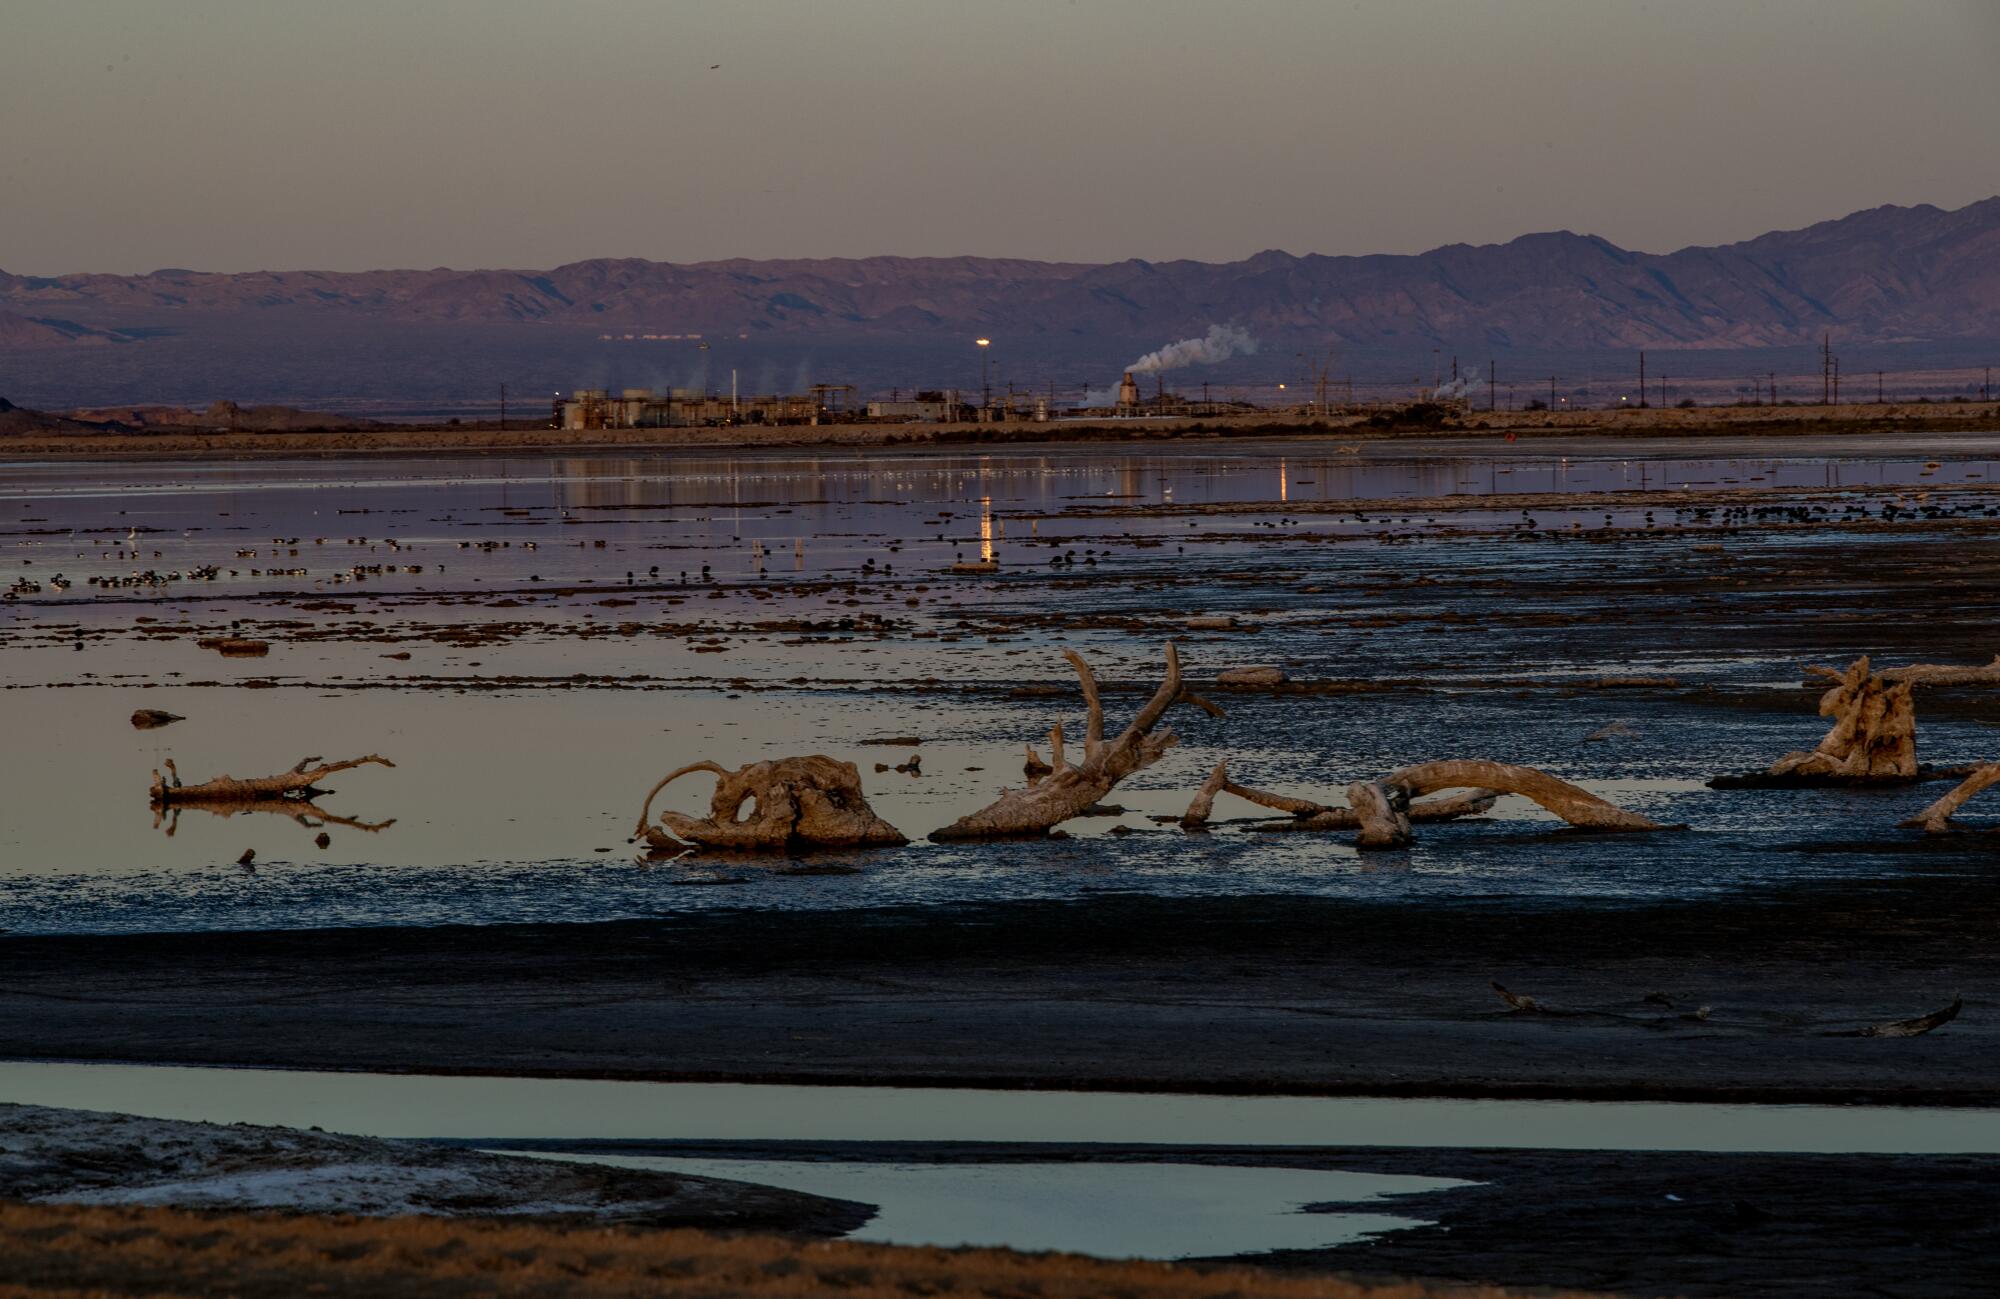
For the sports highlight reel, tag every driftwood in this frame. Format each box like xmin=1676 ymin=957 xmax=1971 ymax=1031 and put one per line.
xmin=1766 ymin=658 xmax=1917 ymax=781
xmin=1828 ymin=998 xmax=1963 ymax=1038
xmin=1901 ymin=763 xmax=2000 ymax=833
xmin=1346 ymin=759 xmax=1669 ymax=849
xmin=633 ymin=756 xmax=906 ymax=852
xmin=1806 ymin=654 xmax=2000 ymax=688
xmin=149 ymin=754 xmax=395 ymax=806
xmin=196 ymin=636 xmax=271 ymax=657
xmin=932 ymin=644 xmax=1209 ymax=841
xmin=1181 ymin=760 xmax=1498 ymax=831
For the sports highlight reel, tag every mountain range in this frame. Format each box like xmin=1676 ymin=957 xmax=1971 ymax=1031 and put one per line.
xmin=2 ymin=198 xmax=1995 ymax=410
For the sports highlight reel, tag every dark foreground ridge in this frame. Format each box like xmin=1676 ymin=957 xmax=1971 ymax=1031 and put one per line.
xmin=1 ymin=876 xmax=1991 ymax=1103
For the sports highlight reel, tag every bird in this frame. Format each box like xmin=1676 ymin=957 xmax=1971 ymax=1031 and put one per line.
xmin=709 ymin=63 xmax=720 ymax=70
xmin=236 ymin=848 xmax=256 ymax=872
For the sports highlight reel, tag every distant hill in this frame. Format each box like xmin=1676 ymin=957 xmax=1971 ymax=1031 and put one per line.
xmin=2 ymin=198 xmax=1995 ymax=407
xmin=0 ymin=309 xmax=132 ymax=347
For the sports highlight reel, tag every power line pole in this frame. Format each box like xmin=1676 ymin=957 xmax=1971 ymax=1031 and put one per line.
xmin=1638 ymin=351 xmax=1647 ymax=408
xmin=1833 ymin=354 xmax=1840 ymax=406
xmin=1878 ymin=370 xmax=1884 ymax=404
xmin=499 ymin=383 xmax=506 ymax=430
xmin=1489 ymin=361 xmax=1496 ymax=413
xmin=1770 ymin=370 xmax=1777 ymax=405
xmin=1549 ymin=375 xmax=1558 ymax=409
xmin=1822 ymin=334 xmax=1831 ymax=405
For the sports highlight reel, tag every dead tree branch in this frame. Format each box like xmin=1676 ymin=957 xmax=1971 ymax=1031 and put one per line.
xmin=1181 ymin=760 xmax=1499 ymax=831
xmin=933 ymin=644 xmax=1206 ymax=840
xmin=1901 ymin=763 xmax=2000 ymax=833
xmin=150 ymin=755 xmax=395 ymax=806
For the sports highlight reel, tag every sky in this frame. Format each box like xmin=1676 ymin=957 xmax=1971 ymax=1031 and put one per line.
xmin=5 ymin=0 xmax=1999 ymax=275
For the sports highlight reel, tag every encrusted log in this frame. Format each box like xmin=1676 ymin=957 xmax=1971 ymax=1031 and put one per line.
xmin=1806 ymin=654 xmax=2000 ymax=688
xmin=1254 ymin=788 xmax=1500 ymax=833
xmin=633 ymin=756 xmax=906 ymax=852
xmin=1901 ymin=762 xmax=2000 ymax=833
xmin=1181 ymin=760 xmax=1332 ymax=828
xmin=1828 ymin=998 xmax=1963 ymax=1038
xmin=149 ymin=754 xmax=395 ymax=806
xmin=1180 ymin=759 xmax=1497 ymax=831
xmin=932 ymin=644 xmax=1205 ymax=841
xmin=1769 ymin=657 xmax=1917 ymax=780
xmin=1347 ymin=759 xmax=1667 ymax=849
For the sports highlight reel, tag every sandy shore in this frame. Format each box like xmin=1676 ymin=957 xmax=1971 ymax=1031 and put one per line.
xmin=1 ymin=399 xmax=1995 ymax=460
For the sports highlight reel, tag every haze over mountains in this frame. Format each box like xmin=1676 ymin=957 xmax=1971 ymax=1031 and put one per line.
xmin=2 ymin=198 xmax=1995 ymax=411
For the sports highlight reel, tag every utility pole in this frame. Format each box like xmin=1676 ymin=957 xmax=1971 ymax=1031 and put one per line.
xmin=1878 ymin=370 xmax=1884 ymax=404
xmin=1489 ymin=362 xmax=1496 ymax=412
xmin=498 ymin=383 xmax=507 ymax=430
xmin=1638 ymin=352 xmax=1647 ymax=408
xmin=1985 ymin=366 xmax=1992 ymax=403
xmin=1549 ymin=375 xmax=1558 ymax=409
xmin=1770 ymin=371 xmax=1777 ymax=405
xmin=1833 ymin=354 xmax=1840 ymax=406
xmin=1822 ymin=334 xmax=1831 ymax=405
xmin=1659 ymin=374 xmax=1666 ymax=408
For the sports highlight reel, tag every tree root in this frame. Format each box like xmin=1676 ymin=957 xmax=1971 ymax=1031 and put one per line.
xmin=149 ymin=755 xmax=395 ymax=806
xmin=933 ymin=643 xmax=1215 ymax=841
xmin=633 ymin=756 xmax=907 ymax=852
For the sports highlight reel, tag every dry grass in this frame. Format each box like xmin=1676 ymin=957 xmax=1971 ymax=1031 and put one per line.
xmin=0 ymin=1201 xmax=1594 ymax=1299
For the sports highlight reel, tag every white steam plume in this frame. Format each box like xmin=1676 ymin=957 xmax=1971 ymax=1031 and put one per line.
xmin=1128 ymin=323 xmax=1258 ymax=374
xmin=1432 ymin=368 xmax=1481 ymax=402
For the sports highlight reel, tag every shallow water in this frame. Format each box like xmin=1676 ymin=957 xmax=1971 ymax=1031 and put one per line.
xmin=6 ymin=435 xmax=2000 ymax=934
xmin=518 ymin=1153 xmax=1452 ymax=1259
xmin=3 ymin=1062 xmax=1995 ymax=1154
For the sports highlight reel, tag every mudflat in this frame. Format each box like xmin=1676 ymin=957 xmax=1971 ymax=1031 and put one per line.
xmin=0 ymin=878 xmax=1988 ymax=1103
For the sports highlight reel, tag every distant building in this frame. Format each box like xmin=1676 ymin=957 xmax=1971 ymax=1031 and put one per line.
xmin=555 ymin=387 xmax=825 ymax=429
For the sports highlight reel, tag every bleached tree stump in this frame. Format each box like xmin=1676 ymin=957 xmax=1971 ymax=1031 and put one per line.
xmin=1346 ymin=759 xmax=1667 ymax=849
xmin=634 ymin=756 xmax=907 ymax=852
xmin=932 ymin=644 xmax=1208 ymax=840
xmin=1768 ymin=657 xmax=1918 ymax=780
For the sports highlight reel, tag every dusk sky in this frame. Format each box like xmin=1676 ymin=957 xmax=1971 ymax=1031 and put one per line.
xmin=7 ymin=0 xmax=1999 ymax=275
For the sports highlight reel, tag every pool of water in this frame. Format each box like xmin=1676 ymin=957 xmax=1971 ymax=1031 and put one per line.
xmin=3 ymin=1063 xmax=1995 ymax=1154
xmin=512 ymin=1153 xmax=1458 ymax=1259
